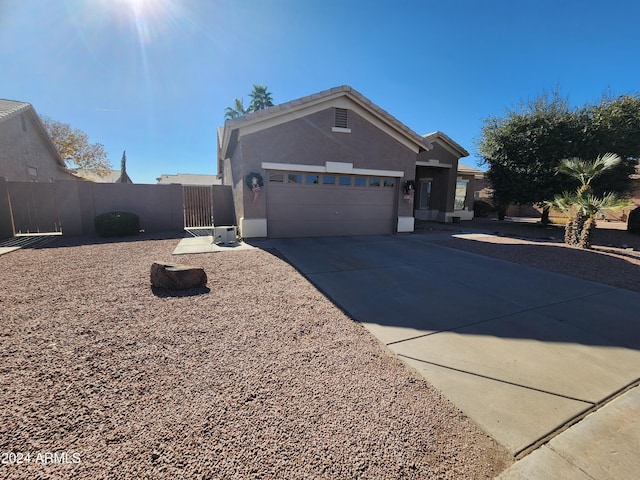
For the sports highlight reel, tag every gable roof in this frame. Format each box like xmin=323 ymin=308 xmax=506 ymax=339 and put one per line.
xmin=0 ymin=99 xmax=31 ymax=122
xmin=72 ymin=169 xmax=133 ymax=183
xmin=422 ymin=131 xmax=470 ymax=158
xmin=457 ymin=162 xmax=484 ymax=179
xmin=220 ymin=85 xmax=434 ymax=159
xmin=0 ymin=98 xmax=67 ymax=169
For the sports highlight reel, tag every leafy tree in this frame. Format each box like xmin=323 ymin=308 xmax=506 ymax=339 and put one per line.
xmin=547 ymin=153 xmax=631 ymax=248
xmin=478 ymin=90 xmax=577 ymax=223
xmin=477 ymin=91 xmax=640 ymax=223
xmin=574 ymin=94 xmax=640 ymax=195
xmin=41 ymin=116 xmax=111 ymax=175
xmin=248 ymin=84 xmax=273 ymax=112
xmin=224 ymin=98 xmax=247 ymax=120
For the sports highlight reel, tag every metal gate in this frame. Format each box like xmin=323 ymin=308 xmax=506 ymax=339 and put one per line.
xmin=183 ymin=186 xmax=213 ymax=229
xmin=7 ymin=182 xmax=62 ymax=235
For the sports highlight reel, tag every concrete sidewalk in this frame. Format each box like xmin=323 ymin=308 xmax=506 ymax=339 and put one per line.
xmin=498 ymin=385 xmax=640 ymax=479
xmin=264 ymin=234 xmax=640 ymax=478
xmin=172 ymin=235 xmax=256 ymax=255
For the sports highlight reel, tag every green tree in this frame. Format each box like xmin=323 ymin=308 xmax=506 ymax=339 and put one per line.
xmin=224 ymin=98 xmax=247 ymax=120
xmin=248 ymin=84 xmax=273 ymax=112
xmin=547 ymin=153 xmax=631 ymax=248
xmin=478 ymin=90 xmax=578 ymax=223
xmin=41 ymin=116 xmax=111 ymax=175
xmin=574 ymin=94 xmax=640 ymax=195
xmin=477 ymin=91 xmax=640 ymax=223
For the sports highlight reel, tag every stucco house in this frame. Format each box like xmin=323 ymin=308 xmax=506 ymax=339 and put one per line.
xmin=218 ymin=85 xmax=473 ymax=238
xmin=0 ymin=99 xmax=77 ymax=182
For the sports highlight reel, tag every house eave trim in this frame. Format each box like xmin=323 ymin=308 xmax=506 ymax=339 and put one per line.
xmin=416 ymin=159 xmax=452 ymax=169
xmin=262 ymin=161 xmax=404 ymax=178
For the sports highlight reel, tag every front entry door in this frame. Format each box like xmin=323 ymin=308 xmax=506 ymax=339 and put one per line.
xmin=418 ymin=179 xmax=432 ymax=210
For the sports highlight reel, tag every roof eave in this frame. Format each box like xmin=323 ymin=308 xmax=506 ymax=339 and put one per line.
xmin=423 ymin=131 xmax=470 ymax=158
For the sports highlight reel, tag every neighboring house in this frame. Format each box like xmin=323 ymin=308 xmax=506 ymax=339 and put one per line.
xmin=472 ymin=175 xmax=493 ymax=202
xmin=218 ymin=85 xmax=472 ymax=239
xmin=455 ymin=161 xmax=486 ymax=212
xmin=156 ymin=173 xmax=221 ymax=185
xmin=72 ymin=169 xmax=133 ymax=183
xmin=0 ymin=99 xmax=77 ymax=182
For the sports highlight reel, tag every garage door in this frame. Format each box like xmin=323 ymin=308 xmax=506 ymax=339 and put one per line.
xmin=266 ymin=171 xmax=397 ymax=238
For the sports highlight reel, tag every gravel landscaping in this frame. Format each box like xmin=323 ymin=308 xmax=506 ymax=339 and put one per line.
xmin=0 ymin=234 xmax=511 ymax=479
xmin=418 ymin=217 xmax=640 ymax=293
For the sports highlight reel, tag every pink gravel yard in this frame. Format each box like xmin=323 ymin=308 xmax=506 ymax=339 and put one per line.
xmin=0 ymin=235 xmax=510 ymax=479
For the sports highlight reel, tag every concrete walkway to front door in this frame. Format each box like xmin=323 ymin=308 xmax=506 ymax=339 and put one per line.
xmin=264 ymin=234 xmax=640 ymax=466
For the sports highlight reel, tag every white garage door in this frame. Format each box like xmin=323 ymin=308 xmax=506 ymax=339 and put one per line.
xmin=266 ymin=171 xmax=397 ymax=238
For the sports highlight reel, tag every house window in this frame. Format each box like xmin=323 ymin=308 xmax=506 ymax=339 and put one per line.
xmin=419 ymin=180 xmax=432 ymax=209
xmin=354 ymin=177 xmax=366 ymax=187
xmin=306 ymin=174 xmax=319 ymax=184
xmin=383 ymin=178 xmax=395 ymax=187
xmin=369 ymin=177 xmax=381 ymax=187
xmin=288 ymin=173 xmax=302 ymax=184
xmin=28 ymin=166 xmax=37 ymax=178
xmin=269 ymin=172 xmax=284 ymax=183
xmin=339 ymin=176 xmax=351 ymax=186
xmin=322 ymin=175 xmax=335 ymax=185
xmin=455 ymin=180 xmax=469 ymax=210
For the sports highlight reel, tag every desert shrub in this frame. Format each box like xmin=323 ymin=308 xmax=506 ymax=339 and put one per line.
xmin=628 ymin=207 xmax=640 ymax=234
xmin=473 ymin=200 xmax=494 ymax=218
xmin=94 ymin=211 xmax=140 ymax=237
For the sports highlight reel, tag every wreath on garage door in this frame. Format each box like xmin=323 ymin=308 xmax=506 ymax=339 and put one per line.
xmin=245 ymin=172 xmax=264 ymax=203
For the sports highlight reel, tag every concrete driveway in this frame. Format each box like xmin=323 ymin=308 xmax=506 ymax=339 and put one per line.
xmin=266 ymin=234 xmax=640 ymax=458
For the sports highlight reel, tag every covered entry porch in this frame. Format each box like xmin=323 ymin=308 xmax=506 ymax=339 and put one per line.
xmin=413 ymin=160 xmax=458 ymax=223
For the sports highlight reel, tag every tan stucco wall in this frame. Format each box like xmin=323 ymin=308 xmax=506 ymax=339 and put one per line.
xmin=231 ymin=108 xmax=419 ymax=221
xmin=0 ymin=178 xmax=14 ymax=239
xmin=0 ymin=111 xmax=75 ymax=182
xmin=0 ymin=180 xmax=184 ymax=238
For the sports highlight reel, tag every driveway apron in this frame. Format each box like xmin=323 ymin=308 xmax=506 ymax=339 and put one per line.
xmin=268 ymin=234 xmax=640 ymax=456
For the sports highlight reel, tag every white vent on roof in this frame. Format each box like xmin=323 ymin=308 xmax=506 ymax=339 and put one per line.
xmin=334 ymin=108 xmax=348 ymax=128
xmin=332 ymin=108 xmax=351 ymax=133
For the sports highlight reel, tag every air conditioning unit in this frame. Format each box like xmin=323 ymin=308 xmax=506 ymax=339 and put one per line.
xmin=212 ymin=226 xmax=237 ymax=245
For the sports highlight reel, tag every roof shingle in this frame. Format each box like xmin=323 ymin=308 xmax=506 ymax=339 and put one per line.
xmin=0 ymin=99 xmax=31 ymax=123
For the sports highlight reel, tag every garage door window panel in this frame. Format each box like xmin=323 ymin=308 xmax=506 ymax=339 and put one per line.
xmin=269 ymin=172 xmax=284 ymax=183
xmin=288 ymin=173 xmax=302 ymax=184
xmin=323 ymin=175 xmax=335 ymax=185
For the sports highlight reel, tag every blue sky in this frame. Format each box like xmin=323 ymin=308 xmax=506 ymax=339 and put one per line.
xmin=2 ymin=0 xmax=639 ymax=184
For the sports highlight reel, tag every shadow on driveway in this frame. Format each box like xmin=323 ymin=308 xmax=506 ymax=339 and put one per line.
xmin=263 ymin=234 xmax=640 ymax=456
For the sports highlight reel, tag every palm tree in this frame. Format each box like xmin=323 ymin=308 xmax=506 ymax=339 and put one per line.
xmin=224 ymin=98 xmax=247 ymax=120
xmin=248 ymin=84 xmax=273 ymax=112
xmin=547 ymin=153 xmax=631 ymax=248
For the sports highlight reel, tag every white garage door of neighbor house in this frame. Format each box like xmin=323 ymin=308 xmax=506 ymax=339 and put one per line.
xmin=266 ymin=171 xmax=396 ymax=238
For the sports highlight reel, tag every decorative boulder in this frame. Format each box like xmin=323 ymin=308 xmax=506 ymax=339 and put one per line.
xmin=150 ymin=262 xmax=207 ymax=290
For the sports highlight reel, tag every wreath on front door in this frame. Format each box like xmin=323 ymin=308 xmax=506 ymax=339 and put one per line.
xmin=245 ymin=172 xmax=264 ymax=203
